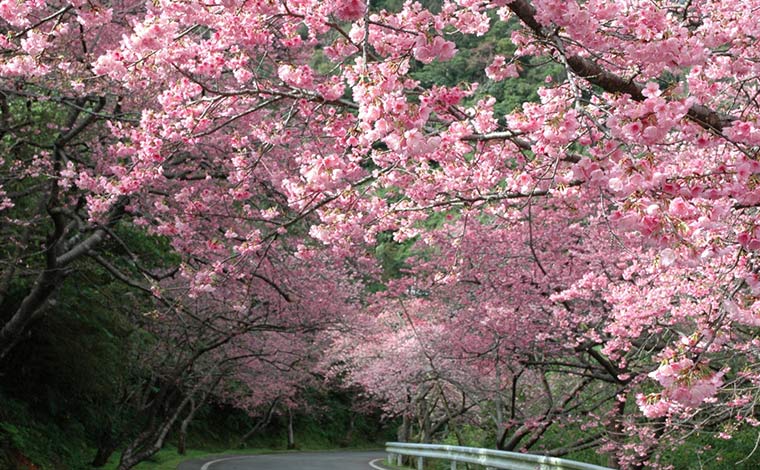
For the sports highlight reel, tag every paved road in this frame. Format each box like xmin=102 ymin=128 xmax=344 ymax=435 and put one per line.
xmin=178 ymin=451 xmax=386 ymax=470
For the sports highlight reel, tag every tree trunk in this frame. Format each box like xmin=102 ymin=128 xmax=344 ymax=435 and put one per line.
xmin=91 ymin=417 xmax=119 ymax=467
xmin=177 ymin=429 xmax=187 ymax=456
xmin=0 ymin=196 xmax=125 ymax=361
xmin=237 ymin=397 xmax=280 ymax=448
xmin=91 ymin=444 xmax=116 ymax=468
xmin=397 ymin=412 xmax=411 ymax=442
xmin=342 ymin=413 xmax=355 ymax=447
xmin=0 ymin=268 xmax=63 ymax=360
xmin=178 ymin=398 xmax=197 ymax=455
xmin=419 ymin=399 xmax=432 ymax=443
xmin=287 ymin=408 xmax=296 ymax=449
xmin=117 ymin=394 xmax=190 ymax=470
xmin=608 ymin=399 xmax=626 ymax=469
xmin=397 ymin=412 xmax=412 ymax=467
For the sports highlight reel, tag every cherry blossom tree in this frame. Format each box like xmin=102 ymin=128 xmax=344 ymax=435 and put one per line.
xmin=4 ymin=0 xmax=760 ymax=468
xmin=106 ymin=244 xmax=358 ymax=469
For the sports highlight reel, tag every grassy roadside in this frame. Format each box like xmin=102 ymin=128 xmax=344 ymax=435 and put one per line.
xmin=372 ymin=462 xmax=407 ymax=470
xmin=100 ymin=447 xmax=258 ymax=470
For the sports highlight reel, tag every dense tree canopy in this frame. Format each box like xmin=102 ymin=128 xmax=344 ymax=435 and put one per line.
xmin=3 ymin=0 xmax=760 ymax=468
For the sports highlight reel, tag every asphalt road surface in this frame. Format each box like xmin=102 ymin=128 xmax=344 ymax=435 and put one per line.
xmin=178 ymin=451 xmax=387 ymax=470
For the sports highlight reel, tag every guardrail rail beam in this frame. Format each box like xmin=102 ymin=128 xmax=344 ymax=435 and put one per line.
xmin=385 ymin=442 xmax=614 ymax=470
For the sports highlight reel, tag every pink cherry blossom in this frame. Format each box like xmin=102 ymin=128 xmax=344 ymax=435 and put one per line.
xmin=414 ymin=35 xmax=457 ymax=64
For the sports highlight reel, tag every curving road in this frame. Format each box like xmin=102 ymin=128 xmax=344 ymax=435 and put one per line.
xmin=178 ymin=451 xmax=387 ymax=470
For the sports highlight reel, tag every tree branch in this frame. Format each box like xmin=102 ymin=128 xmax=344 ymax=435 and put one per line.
xmin=508 ymin=0 xmax=733 ymax=133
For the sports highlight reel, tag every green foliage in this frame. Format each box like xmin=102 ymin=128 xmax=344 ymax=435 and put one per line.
xmin=659 ymin=427 xmax=760 ymax=469
xmin=0 ymin=253 xmax=151 ymax=469
xmin=0 ymin=392 xmax=93 ymax=470
xmin=108 ymin=224 xmax=181 ymax=270
xmin=227 ymin=387 xmax=393 ymax=451
xmin=0 ymin=380 xmax=390 ymax=468
xmin=409 ymin=16 xmax=563 ymax=117
xmin=2 ymin=267 xmax=137 ymax=403
xmin=375 ymin=231 xmax=416 ymax=279
xmin=440 ymin=424 xmax=491 ymax=449
xmin=372 ymin=0 xmax=441 ymax=13
xmin=100 ymin=446 xmax=209 ymax=470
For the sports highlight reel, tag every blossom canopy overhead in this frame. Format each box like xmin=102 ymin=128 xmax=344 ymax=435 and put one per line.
xmin=3 ymin=0 xmax=760 ymax=467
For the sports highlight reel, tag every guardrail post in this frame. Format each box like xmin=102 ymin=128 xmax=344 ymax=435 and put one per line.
xmin=450 ymin=460 xmax=456 ymax=470
xmin=387 ymin=453 xmax=393 ymax=465
xmin=417 ymin=456 xmax=424 ymax=470
xmin=397 ymin=453 xmax=402 ymax=466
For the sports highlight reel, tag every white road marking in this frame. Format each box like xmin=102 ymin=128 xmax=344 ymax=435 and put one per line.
xmin=200 ymin=454 xmax=386 ymax=469
xmin=369 ymin=458 xmax=387 ymax=470
xmin=200 ymin=456 xmax=249 ymax=470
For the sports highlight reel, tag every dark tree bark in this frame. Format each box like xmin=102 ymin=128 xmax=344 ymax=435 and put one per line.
xmin=286 ymin=408 xmax=296 ymax=449
xmin=0 ymin=194 xmax=126 ymax=361
xmin=177 ymin=397 xmax=197 ymax=456
xmin=117 ymin=392 xmax=190 ymax=470
xmin=507 ymin=0 xmax=733 ymax=134
xmin=237 ymin=397 xmax=280 ymax=448
xmin=91 ymin=434 xmax=117 ymax=468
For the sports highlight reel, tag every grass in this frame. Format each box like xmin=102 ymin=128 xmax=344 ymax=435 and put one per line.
xmin=100 ymin=446 xmax=279 ymax=470
xmin=373 ymin=461 xmax=408 ymax=470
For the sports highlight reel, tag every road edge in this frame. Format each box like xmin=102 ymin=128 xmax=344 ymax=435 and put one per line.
xmin=369 ymin=457 xmax=398 ymax=470
xmin=177 ymin=449 xmax=387 ymax=470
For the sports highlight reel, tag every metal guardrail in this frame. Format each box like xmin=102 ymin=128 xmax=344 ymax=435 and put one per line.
xmin=385 ymin=442 xmax=614 ymax=470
